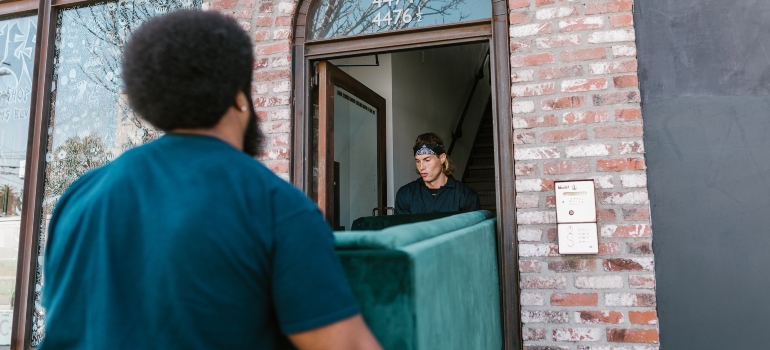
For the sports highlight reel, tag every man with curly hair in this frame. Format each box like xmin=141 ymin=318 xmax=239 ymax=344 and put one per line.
xmin=395 ymin=132 xmax=480 ymax=215
xmin=41 ymin=10 xmax=380 ymax=350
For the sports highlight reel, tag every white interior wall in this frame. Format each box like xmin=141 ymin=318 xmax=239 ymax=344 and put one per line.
xmin=391 ymin=43 xmax=490 ymax=194
xmin=332 ymin=43 xmax=490 ymax=209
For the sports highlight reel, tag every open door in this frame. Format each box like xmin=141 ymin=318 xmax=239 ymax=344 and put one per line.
xmin=314 ymin=61 xmax=387 ymax=229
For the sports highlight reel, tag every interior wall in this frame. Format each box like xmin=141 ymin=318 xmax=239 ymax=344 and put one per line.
xmin=391 ymin=43 xmax=490 ymax=194
xmin=335 ymin=43 xmax=490 ymax=208
xmin=635 ymin=0 xmax=770 ymax=347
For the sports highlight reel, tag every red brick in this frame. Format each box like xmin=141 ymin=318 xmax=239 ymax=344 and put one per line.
xmin=234 ymin=8 xmax=253 ymax=19
xmin=253 ymin=57 xmax=269 ymax=69
xmin=242 ymin=0 xmax=256 ymax=8
xmin=562 ymin=78 xmax=609 ymax=92
xmin=521 ymin=276 xmax=567 ymax=289
xmin=255 ymin=42 xmax=291 ymax=55
xmin=603 ymin=258 xmax=651 ymax=271
xmin=630 ymin=311 xmax=658 ymax=325
xmin=523 ymin=328 xmax=546 ymax=341
xmin=592 ymin=91 xmax=640 ymax=106
xmin=520 ymin=260 xmax=542 ymax=273
xmin=561 ymin=48 xmax=606 ymax=62
xmin=553 ymin=328 xmax=602 ymax=342
xmin=542 ymin=129 xmax=588 ymax=143
xmin=610 ymin=14 xmax=634 ymax=27
xmin=546 ymin=195 xmax=556 ymax=208
xmin=594 ymin=125 xmax=643 ymax=138
xmin=512 ymin=82 xmax=557 ymax=97
xmin=511 ymin=22 xmax=553 ymax=37
xmin=255 ymin=111 xmax=268 ymax=122
xmin=627 ymin=241 xmax=653 ymax=254
xmin=619 ymin=141 xmax=645 ymax=154
xmin=548 ymin=259 xmax=596 ymax=273
xmin=559 ymin=17 xmax=604 ymax=32
xmin=543 ymin=160 xmax=590 ymax=175
xmin=615 ymin=108 xmax=642 ymax=121
xmin=591 ymin=60 xmax=638 ymax=74
xmin=614 ymin=74 xmax=639 ymax=88
xmin=510 ymin=11 xmax=532 ymax=24
xmin=629 ymin=275 xmax=656 ymax=289
xmin=536 ymin=34 xmax=581 ymax=49
xmin=513 ymin=115 xmax=558 ymax=129
xmin=254 ymin=69 xmax=291 ymax=82
xmin=257 ymin=148 xmax=290 ymax=160
xmin=542 ymin=96 xmax=585 ymax=110
xmin=509 ymin=0 xmax=530 ymax=9
xmin=255 ymin=16 xmax=272 ymax=27
xmin=265 ymin=160 xmax=289 ymax=173
xmin=275 ymin=16 xmax=292 ymax=26
xmin=597 ymin=158 xmax=646 ymax=172
xmin=510 ymin=40 xmax=533 ymax=53
xmin=623 ymin=208 xmax=650 ymax=221
xmin=514 ymin=131 xmax=537 ymax=145
xmin=259 ymin=2 xmax=274 ymax=13
xmin=254 ymin=30 xmax=270 ymax=41
xmin=576 ymin=310 xmax=624 ymax=324
xmin=539 ymin=65 xmax=583 ymax=80
xmin=562 ymin=110 xmax=610 ymax=124
xmin=511 ymin=52 xmax=554 ymax=67
xmin=585 ymin=0 xmax=634 ymax=15
xmin=599 ymin=242 xmax=622 ymax=255
xmin=551 ymin=293 xmax=598 ymax=306
xmin=606 ymin=328 xmax=660 ymax=343
xmin=209 ymin=0 xmax=238 ymax=10
xmin=546 ymin=227 xmax=558 ymax=241
xmin=597 ymin=208 xmax=617 ymax=222
xmin=515 ymin=163 xmax=538 ymax=176
xmin=536 ymin=0 xmax=554 ymax=6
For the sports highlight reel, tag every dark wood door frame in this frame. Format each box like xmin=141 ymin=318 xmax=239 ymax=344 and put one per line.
xmin=292 ymin=1 xmax=521 ymax=349
xmin=316 ymin=61 xmax=387 ymax=225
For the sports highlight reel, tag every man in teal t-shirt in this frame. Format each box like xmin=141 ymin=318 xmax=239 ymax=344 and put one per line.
xmin=41 ymin=11 xmax=380 ymax=350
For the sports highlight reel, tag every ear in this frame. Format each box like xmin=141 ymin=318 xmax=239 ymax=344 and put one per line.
xmin=439 ymin=153 xmax=447 ymax=163
xmin=234 ymin=90 xmax=249 ymax=113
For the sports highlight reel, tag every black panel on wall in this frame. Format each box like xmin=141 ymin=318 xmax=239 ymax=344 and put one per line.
xmin=635 ymin=0 xmax=770 ymax=348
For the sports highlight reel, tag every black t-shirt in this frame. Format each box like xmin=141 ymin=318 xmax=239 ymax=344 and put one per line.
xmin=394 ymin=175 xmax=481 ymax=214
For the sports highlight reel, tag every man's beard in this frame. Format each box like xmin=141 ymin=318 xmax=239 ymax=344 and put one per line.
xmin=242 ymin=92 xmax=263 ymax=157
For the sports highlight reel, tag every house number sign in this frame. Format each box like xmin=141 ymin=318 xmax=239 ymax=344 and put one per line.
xmin=370 ymin=0 xmax=424 ymax=27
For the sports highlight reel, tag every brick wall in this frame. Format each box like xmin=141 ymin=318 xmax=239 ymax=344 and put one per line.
xmin=510 ymin=0 xmax=659 ymax=348
xmin=206 ymin=0 xmax=660 ymax=348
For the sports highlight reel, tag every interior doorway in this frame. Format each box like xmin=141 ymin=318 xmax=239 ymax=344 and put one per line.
xmin=313 ymin=42 xmax=494 ymax=230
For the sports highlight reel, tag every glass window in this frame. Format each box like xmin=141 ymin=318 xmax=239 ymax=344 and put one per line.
xmin=307 ymin=0 xmax=492 ymax=41
xmin=0 ymin=15 xmax=37 ymax=346
xmin=31 ymin=0 xmax=200 ymax=345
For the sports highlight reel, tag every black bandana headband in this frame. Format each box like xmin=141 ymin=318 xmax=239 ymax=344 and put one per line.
xmin=413 ymin=144 xmax=446 ymax=156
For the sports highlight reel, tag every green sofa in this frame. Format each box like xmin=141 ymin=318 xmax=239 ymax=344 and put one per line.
xmin=334 ymin=211 xmax=502 ymax=350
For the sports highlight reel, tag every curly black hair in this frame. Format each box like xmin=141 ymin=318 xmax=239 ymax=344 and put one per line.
xmin=122 ymin=10 xmax=254 ymax=131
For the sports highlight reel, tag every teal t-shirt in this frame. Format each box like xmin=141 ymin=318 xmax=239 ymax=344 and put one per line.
xmin=41 ymin=134 xmax=359 ymax=349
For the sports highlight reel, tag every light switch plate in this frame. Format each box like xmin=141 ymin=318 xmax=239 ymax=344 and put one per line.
xmin=555 ymin=180 xmax=597 ymax=224
xmin=558 ymin=223 xmax=599 ymax=254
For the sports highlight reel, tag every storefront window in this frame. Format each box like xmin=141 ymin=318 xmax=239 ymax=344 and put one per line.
xmin=307 ymin=0 xmax=491 ymax=41
xmin=31 ymin=0 xmax=200 ymax=345
xmin=0 ymin=15 xmax=37 ymax=346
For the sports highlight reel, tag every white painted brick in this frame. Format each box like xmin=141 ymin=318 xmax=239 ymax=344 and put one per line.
xmin=517 ymin=211 xmax=557 ymax=225
xmin=605 ymin=293 xmax=654 ymax=306
xmin=521 ymin=292 xmax=545 ymax=306
xmin=562 ymin=78 xmax=608 ymax=92
xmin=512 ymin=82 xmax=555 ymax=97
xmin=588 ymin=28 xmax=636 ymax=44
xmin=272 ymin=80 xmax=290 ymax=93
xmin=601 ymin=224 xmax=651 ymax=238
xmin=516 ymin=194 xmax=540 ymax=208
xmin=519 ymin=243 xmax=560 ymax=257
xmin=513 ymin=115 xmax=553 ymax=129
xmin=621 ymin=174 xmax=647 ymax=188
xmin=510 ymin=23 xmax=551 ymax=38
xmin=514 ymin=147 xmax=560 ymax=160
xmin=600 ymin=191 xmax=650 ymax=205
xmin=575 ymin=276 xmax=624 ymax=289
xmin=522 ymin=310 xmax=570 ymax=324
xmin=512 ymin=69 xmax=535 ymax=83
xmin=590 ymin=61 xmax=637 ymax=75
xmin=587 ymin=175 xmax=615 ymax=189
xmin=620 ymin=141 xmax=645 ymax=154
xmin=255 ymin=84 xmax=268 ymax=94
xmin=559 ymin=16 xmax=604 ymax=30
xmin=518 ymin=228 xmax=543 ymax=242
xmin=536 ymin=34 xmax=581 ymax=49
xmin=536 ymin=6 xmax=578 ymax=21
xmin=553 ymin=328 xmax=602 ymax=342
xmin=565 ymin=144 xmax=611 ymax=158
xmin=512 ymin=100 xmax=536 ymax=114
xmin=277 ymin=2 xmax=295 ymax=14
xmin=612 ymin=44 xmax=637 ymax=57
xmin=633 ymin=346 xmax=660 ymax=350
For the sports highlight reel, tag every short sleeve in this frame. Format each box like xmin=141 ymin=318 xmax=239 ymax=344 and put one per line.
xmin=271 ymin=208 xmax=360 ymax=335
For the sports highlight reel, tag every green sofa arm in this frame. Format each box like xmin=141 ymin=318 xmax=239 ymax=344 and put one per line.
xmin=335 ymin=211 xmax=502 ymax=350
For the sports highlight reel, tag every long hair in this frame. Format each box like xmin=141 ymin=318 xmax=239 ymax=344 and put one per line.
xmin=414 ymin=133 xmax=454 ymax=176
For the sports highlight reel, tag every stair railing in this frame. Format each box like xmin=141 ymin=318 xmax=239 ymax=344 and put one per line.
xmin=447 ymin=48 xmax=490 ymax=156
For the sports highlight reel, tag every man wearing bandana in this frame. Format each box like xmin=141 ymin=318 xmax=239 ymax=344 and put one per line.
xmin=395 ymin=133 xmax=481 ymax=215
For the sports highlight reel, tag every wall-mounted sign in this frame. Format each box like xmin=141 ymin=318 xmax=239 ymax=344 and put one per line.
xmin=307 ymin=0 xmax=492 ymax=41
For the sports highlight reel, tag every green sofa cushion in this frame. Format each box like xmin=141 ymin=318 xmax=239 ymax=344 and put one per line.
xmin=350 ymin=212 xmax=460 ymax=231
xmin=334 ymin=210 xmax=493 ymax=250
